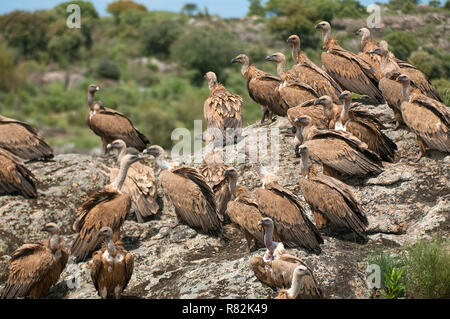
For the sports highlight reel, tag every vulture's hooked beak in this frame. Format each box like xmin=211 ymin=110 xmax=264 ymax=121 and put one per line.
xmin=369 ymin=48 xmax=381 ymax=55
xmin=354 ymin=30 xmax=360 ymax=35
xmin=338 ymin=93 xmax=346 ymax=101
xmin=313 ymin=99 xmax=323 ymax=106
xmin=265 ymin=55 xmax=274 ymax=62
xmin=314 ymin=24 xmax=321 ymax=30
xmin=41 ymin=225 xmax=51 ymax=232
xmin=231 ymin=58 xmax=238 ymax=64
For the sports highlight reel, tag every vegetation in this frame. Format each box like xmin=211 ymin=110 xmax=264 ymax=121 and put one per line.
xmin=0 ymin=1 xmax=448 ymax=153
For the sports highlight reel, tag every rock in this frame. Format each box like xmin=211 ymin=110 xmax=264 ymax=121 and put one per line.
xmin=0 ymin=103 xmax=448 ymax=299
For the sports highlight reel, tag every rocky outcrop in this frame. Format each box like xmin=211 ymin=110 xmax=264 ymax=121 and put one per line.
xmin=0 ymin=103 xmax=448 ymax=299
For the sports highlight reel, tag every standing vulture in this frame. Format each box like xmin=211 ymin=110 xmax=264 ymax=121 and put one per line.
xmin=286 ymin=98 xmax=329 ymax=133
xmin=286 ymin=34 xmax=342 ymax=102
xmin=203 ymin=72 xmax=243 ymax=145
xmin=336 ymin=92 xmax=397 ymax=162
xmin=90 ymin=227 xmax=134 ymax=299
xmin=71 ymin=153 xmax=144 ymax=262
xmin=315 ymin=21 xmax=384 ymax=104
xmin=250 ymin=253 xmax=322 ymax=299
xmin=258 ymin=217 xmax=287 ymax=261
xmin=265 ymin=52 xmax=319 ymax=108
xmin=297 ymin=145 xmax=368 ymax=239
xmin=86 ymin=84 xmax=149 ymax=152
xmin=231 ymin=54 xmax=289 ymax=124
xmin=254 ymin=167 xmax=323 ymax=254
xmin=198 ymin=151 xmax=238 ymax=222
xmin=0 ymin=148 xmax=37 ymax=198
xmin=0 ymin=115 xmax=53 ymax=161
xmin=354 ymin=28 xmax=382 ymax=81
xmin=106 ymin=139 xmax=160 ymax=223
xmin=293 ymin=115 xmax=383 ymax=178
xmin=1 ymin=223 xmax=68 ymax=299
xmin=144 ymin=145 xmax=222 ymax=235
xmin=396 ymin=74 xmax=450 ymax=160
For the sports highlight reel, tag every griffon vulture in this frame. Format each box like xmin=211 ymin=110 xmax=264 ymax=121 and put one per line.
xmin=1 ymin=223 xmax=68 ymax=299
xmin=86 ymin=84 xmax=149 ymax=152
xmin=293 ymin=115 xmax=383 ymax=178
xmin=250 ymin=253 xmax=322 ymax=299
xmin=396 ymin=74 xmax=450 ymax=159
xmin=71 ymin=153 xmax=144 ymax=262
xmin=0 ymin=148 xmax=37 ymax=198
xmin=143 ymin=145 xmax=222 ymax=235
xmin=203 ymin=72 xmax=243 ymax=145
xmin=265 ymin=52 xmax=319 ymax=108
xmin=90 ymin=227 xmax=134 ymax=299
xmin=336 ymin=92 xmax=397 ymax=162
xmin=315 ymin=21 xmax=384 ymax=104
xmin=354 ymin=28 xmax=382 ymax=81
xmin=231 ymin=54 xmax=289 ymax=123
xmin=254 ymin=167 xmax=323 ymax=254
xmin=286 ymin=34 xmax=342 ymax=102
xmin=297 ymin=145 xmax=368 ymax=239
xmin=0 ymin=115 xmax=53 ymax=161
xmin=257 ymin=217 xmax=287 ymax=261
xmin=106 ymin=139 xmax=160 ymax=223
xmin=286 ymin=99 xmax=329 ymax=135
xmin=198 ymin=151 xmax=238 ymax=222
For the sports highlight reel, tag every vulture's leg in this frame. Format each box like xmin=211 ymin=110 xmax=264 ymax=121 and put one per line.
xmin=313 ymin=210 xmax=327 ymax=230
xmin=415 ymin=136 xmax=428 ymax=162
xmin=393 ymin=109 xmax=404 ymax=130
xmin=243 ymin=230 xmax=254 ymax=252
xmin=260 ymin=106 xmax=269 ymax=124
xmin=114 ymin=285 xmax=122 ymax=299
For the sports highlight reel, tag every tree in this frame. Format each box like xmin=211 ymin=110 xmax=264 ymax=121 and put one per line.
xmin=384 ymin=31 xmax=418 ymax=60
xmin=54 ymin=1 xmax=99 ymax=19
xmin=107 ymin=0 xmax=147 ymax=17
xmin=428 ymin=0 xmax=441 ymax=8
xmin=96 ymin=56 xmax=121 ymax=80
xmin=388 ymin=0 xmax=419 ymax=13
xmin=247 ymin=0 xmax=266 ymax=17
xmin=181 ymin=3 xmax=198 ymax=16
xmin=140 ymin=19 xmax=184 ymax=57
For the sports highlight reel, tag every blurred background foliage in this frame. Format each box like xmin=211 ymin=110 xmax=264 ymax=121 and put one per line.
xmin=0 ymin=0 xmax=448 ymax=153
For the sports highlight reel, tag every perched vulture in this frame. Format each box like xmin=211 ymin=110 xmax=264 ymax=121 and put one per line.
xmin=315 ymin=21 xmax=384 ymax=104
xmin=71 ymin=153 xmax=144 ymax=262
xmin=354 ymin=28 xmax=382 ymax=81
xmin=86 ymin=84 xmax=149 ymax=152
xmin=90 ymin=227 xmax=134 ymax=299
xmin=336 ymin=92 xmax=397 ymax=162
xmin=396 ymin=74 xmax=450 ymax=159
xmin=297 ymin=145 xmax=368 ymax=239
xmin=254 ymin=167 xmax=323 ymax=254
xmin=231 ymin=54 xmax=289 ymax=123
xmin=203 ymin=72 xmax=243 ymax=145
xmin=286 ymin=99 xmax=329 ymax=134
xmin=265 ymin=52 xmax=319 ymax=108
xmin=287 ymin=34 xmax=342 ymax=102
xmin=293 ymin=115 xmax=383 ymax=178
xmin=1 ymin=223 xmax=68 ymax=299
xmin=106 ymin=139 xmax=160 ymax=223
xmin=0 ymin=148 xmax=37 ymax=198
xmin=144 ymin=145 xmax=222 ymax=235
xmin=250 ymin=253 xmax=322 ymax=299
xmin=226 ymin=186 xmax=278 ymax=251
xmin=257 ymin=217 xmax=287 ymax=261
xmin=0 ymin=115 xmax=53 ymax=161
xmin=198 ymin=151 xmax=237 ymax=222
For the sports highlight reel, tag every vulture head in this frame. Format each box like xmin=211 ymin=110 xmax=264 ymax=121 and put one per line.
xmin=258 ymin=217 xmax=274 ymax=233
xmin=231 ymin=54 xmax=249 ymax=65
xmin=143 ymin=145 xmax=164 ymax=159
xmin=297 ymin=144 xmax=309 ymax=158
xmin=286 ymin=34 xmax=300 ymax=46
xmin=224 ymin=167 xmax=238 ymax=179
xmin=395 ymin=74 xmax=411 ymax=86
xmin=338 ymin=91 xmax=353 ymax=103
xmin=315 ymin=21 xmax=331 ymax=32
xmin=355 ymin=27 xmax=370 ymax=41
xmin=265 ymin=52 xmax=285 ymax=64
xmin=41 ymin=223 xmax=60 ymax=235
xmin=97 ymin=226 xmax=113 ymax=240
xmin=106 ymin=139 xmax=127 ymax=154
xmin=204 ymin=71 xmax=218 ymax=89
xmin=293 ymin=115 xmax=312 ymax=128
xmin=88 ymin=84 xmax=100 ymax=94
xmin=314 ymin=95 xmax=333 ymax=108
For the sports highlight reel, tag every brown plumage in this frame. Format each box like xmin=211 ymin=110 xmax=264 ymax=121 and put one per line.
xmin=287 ymin=34 xmax=342 ymax=102
xmin=203 ymin=72 xmax=243 ymax=144
xmin=231 ymin=54 xmax=289 ymax=123
xmin=265 ymin=52 xmax=319 ymax=108
xmin=90 ymin=227 xmax=134 ymax=299
xmin=396 ymin=74 xmax=450 ymax=159
xmin=86 ymin=84 xmax=149 ymax=152
xmin=254 ymin=167 xmax=323 ymax=253
xmin=355 ymin=28 xmax=382 ymax=81
xmin=144 ymin=145 xmax=222 ymax=235
xmin=287 ymin=98 xmax=330 ymax=134
xmin=198 ymin=151 xmax=237 ymax=222
xmin=0 ymin=148 xmax=37 ymax=198
xmin=1 ymin=223 xmax=68 ymax=299
xmin=106 ymin=140 xmax=160 ymax=223
xmin=297 ymin=145 xmax=368 ymax=239
xmin=293 ymin=115 xmax=383 ymax=178
xmin=0 ymin=115 xmax=53 ymax=161
xmin=315 ymin=22 xmax=384 ymax=104
xmin=336 ymin=92 xmax=397 ymax=162
xmin=71 ymin=154 xmax=144 ymax=262
xmin=250 ymin=254 xmax=323 ymax=299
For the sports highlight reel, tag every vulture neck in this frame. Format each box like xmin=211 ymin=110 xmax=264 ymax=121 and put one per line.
xmin=276 ymin=60 xmax=286 ymax=78
xmin=87 ymin=91 xmax=96 ymax=109
xmin=322 ymin=30 xmax=331 ymax=47
xmin=241 ymin=61 xmax=250 ymax=77
xmin=401 ymin=84 xmax=411 ymax=102
xmin=208 ymin=80 xmax=218 ymax=92
xmin=117 ymin=146 xmax=127 ymax=163
xmin=300 ymin=155 xmax=310 ymax=178
xmin=301 ymin=124 xmax=316 ymax=142
xmin=228 ymin=175 xmax=238 ymax=198
xmin=263 ymin=226 xmax=275 ymax=253
xmin=287 ymin=273 xmax=302 ymax=299
xmin=49 ymin=233 xmax=61 ymax=253
xmin=112 ymin=161 xmax=132 ymax=192
xmin=105 ymin=236 xmax=118 ymax=257
xmin=341 ymin=101 xmax=351 ymax=124
xmin=291 ymin=44 xmax=300 ymax=64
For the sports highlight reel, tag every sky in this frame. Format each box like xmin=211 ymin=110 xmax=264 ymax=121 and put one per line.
xmin=0 ymin=0 xmax=433 ymax=18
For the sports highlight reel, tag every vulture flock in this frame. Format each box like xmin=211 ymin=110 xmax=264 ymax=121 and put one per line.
xmin=0 ymin=21 xmax=449 ymax=300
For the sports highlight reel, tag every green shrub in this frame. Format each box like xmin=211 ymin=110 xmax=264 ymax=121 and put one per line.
xmin=140 ymin=18 xmax=184 ymax=57
xmin=53 ymin=1 xmax=99 ymax=19
xmin=381 ymin=267 xmax=405 ymax=299
xmin=367 ymin=251 xmax=404 ymax=290
xmin=96 ymin=56 xmax=121 ymax=80
xmin=384 ymin=31 xmax=418 ymax=60
xmin=431 ymin=78 xmax=450 ymax=105
xmin=107 ymin=0 xmax=147 ymax=17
